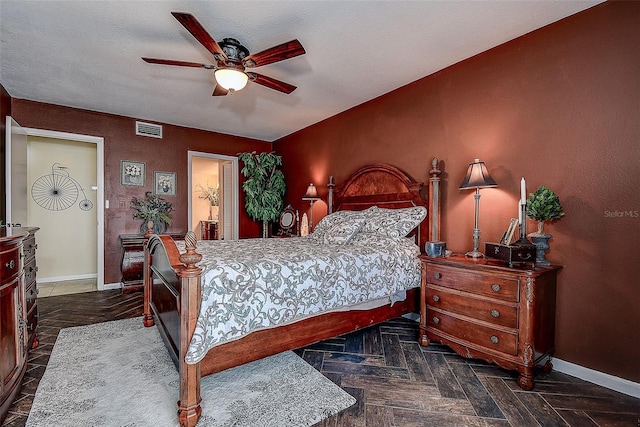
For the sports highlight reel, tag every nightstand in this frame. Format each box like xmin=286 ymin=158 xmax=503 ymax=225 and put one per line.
xmin=200 ymin=220 xmax=219 ymax=240
xmin=419 ymin=254 xmax=561 ymax=390
xmin=119 ymin=233 xmax=184 ymax=293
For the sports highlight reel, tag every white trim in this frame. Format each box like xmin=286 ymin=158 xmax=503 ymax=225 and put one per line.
xmin=552 ymin=357 xmax=640 ymax=398
xmin=22 ymin=127 xmax=106 ymax=291
xmin=103 ymin=282 xmax=123 ymax=291
xmin=38 ymin=273 xmax=97 ymax=284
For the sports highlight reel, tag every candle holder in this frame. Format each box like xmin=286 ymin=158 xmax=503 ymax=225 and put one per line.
xmin=513 ymin=203 xmax=534 ymax=247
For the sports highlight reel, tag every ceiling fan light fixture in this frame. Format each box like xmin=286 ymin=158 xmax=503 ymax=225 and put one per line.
xmin=214 ymin=68 xmax=248 ymax=91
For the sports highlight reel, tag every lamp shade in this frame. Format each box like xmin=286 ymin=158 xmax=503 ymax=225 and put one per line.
xmin=214 ymin=68 xmax=249 ymax=91
xmin=459 ymin=158 xmax=497 ymax=189
xmin=302 ymin=183 xmax=321 ymax=201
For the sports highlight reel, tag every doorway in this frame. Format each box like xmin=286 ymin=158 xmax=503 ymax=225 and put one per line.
xmin=5 ymin=117 xmax=105 ymax=293
xmin=188 ymin=151 xmax=238 ymax=240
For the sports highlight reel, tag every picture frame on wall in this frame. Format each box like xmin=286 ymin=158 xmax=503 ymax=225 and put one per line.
xmin=120 ymin=160 xmax=145 ymax=187
xmin=154 ymin=171 xmax=177 ymax=197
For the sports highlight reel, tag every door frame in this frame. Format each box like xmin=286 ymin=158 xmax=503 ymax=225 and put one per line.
xmin=188 ymin=151 xmax=239 ymax=240
xmin=22 ymin=127 xmax=105 ymax=290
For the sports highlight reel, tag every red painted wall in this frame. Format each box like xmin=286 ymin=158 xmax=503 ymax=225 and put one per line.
xmin=274 ymin=1 xmax=640 ymax=382
xmin=10 ymin=100 xmax=271 ymax=284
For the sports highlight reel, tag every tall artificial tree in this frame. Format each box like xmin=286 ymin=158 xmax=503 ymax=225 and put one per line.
xmin=237 ymin=151 xmax=286 ymax=237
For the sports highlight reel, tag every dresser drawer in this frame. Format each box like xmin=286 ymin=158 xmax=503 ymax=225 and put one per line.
xmin=23 ymin=236 xmax=37 ymax=261
xmin=26 ymin=281 xmax=38 ymax=314
xmin=1 ymin=245 xmax=22 ymax=283
xmin=24 ymin=257 xmax=37 ymax=286
xmin=426 ymin=285 xmax=518 ymax=329
xmin=427 ymin=309 xmax=518 ymax=355
xmin=425 ymin=264 xmax=519 ymax=302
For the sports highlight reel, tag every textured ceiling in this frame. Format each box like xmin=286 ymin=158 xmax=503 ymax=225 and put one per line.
xmin=0 ymin=1 xmax=603 ymax=142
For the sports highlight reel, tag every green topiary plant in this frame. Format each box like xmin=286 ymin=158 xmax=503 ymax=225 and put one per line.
xmin=526 ymin=185 xmax=564 ymax=235
xmin=238 ymin=151 xmax=286 ymax=238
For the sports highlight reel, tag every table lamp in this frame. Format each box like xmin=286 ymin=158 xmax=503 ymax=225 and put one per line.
xmin=459 ymin=159 xmax=497 ymax=258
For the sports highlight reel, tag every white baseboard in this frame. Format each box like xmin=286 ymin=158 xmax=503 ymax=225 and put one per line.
xmin=103 ymin=282 xmax=122 ymax=291
xmin=552 ymin=357 xmax=640 ymax=398
xmin=38 ymin=273 xmax=97 ymax=284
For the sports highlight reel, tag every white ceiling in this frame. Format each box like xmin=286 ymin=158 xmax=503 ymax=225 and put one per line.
xmin=0 ymin=1 xmax=603 ymax=142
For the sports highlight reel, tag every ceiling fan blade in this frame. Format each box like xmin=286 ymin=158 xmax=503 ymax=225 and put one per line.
xmin=212 ymin=84 xmax=229 ymax=96
xmin=247 ymin=72 xmax=297 ymax=94
xmin=142 ymin=57 xmax=215 ymax=69
xmin=243 ymin=39 xmax=305 ymax=68
xmin=171 ymin=12 xmax=227 ymax=61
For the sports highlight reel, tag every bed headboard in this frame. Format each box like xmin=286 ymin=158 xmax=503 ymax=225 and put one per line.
xmin=329 ymin=163 xmax=429 ymax=252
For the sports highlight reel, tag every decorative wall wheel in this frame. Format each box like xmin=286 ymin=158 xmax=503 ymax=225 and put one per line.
xmin=31 ymin=163 xmax=94 ymax=212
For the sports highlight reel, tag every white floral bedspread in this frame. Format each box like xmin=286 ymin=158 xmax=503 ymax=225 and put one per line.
xmin=177 ymin=234 xmax=421 ymax=364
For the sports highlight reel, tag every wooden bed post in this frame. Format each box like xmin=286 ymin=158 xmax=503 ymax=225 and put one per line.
xmin=428 ymin=158 xmax=442 ymax=242
xmin=327 ymin=176 xmax=335 ymax=214
xmin=142 ymin=221 xmax=155 ymax=327
xmin=177 ymin=232 xmax=203 ymax=427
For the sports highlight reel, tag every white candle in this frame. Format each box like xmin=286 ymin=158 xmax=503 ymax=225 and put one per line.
xmin=520 ymin=177 xmax=526 ymax=205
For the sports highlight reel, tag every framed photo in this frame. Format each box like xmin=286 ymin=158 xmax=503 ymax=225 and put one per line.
xmin=500 ymin=218 xmax=519 ymax=245
xmin=120 ymin=160 xmax=145 ymax=187
xmin=154 ymin=171 xmax=176 ymax=197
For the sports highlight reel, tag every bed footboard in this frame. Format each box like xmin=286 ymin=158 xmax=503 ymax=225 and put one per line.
xmin=143 ymin=232 xmax=203 ymax=427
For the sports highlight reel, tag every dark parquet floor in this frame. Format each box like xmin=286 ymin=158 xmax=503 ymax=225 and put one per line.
xmin=3 ymin=290 xmax=639 ymax=427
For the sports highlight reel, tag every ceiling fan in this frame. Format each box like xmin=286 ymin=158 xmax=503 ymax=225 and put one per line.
xmin=142 ymin=12 xmax=306 ymax=96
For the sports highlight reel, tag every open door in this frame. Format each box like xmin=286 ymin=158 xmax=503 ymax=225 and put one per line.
xmin=220 ymin=160 xmax=235 ymax=240
xmin=5 ymin=116 xmax=28 ymax=226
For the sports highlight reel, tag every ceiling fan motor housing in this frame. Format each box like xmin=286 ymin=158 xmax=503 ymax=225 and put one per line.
xmin=220 ymin=38 xmax=249 ymax=65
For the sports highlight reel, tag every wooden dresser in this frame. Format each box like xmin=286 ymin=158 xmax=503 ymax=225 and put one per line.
xmin=419 ymin=255 xmax=561 ymax=390
xmin=1 ymin=226 xmax=39 ymax=424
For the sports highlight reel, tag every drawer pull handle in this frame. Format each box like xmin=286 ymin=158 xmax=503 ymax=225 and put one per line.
xmin=432 ymin=317 xmax=440 ymax=324
xmin=432 ymin=295 xmax=440 ymax=302
xmin=433 ymin=272 xmax=442 ymax=280
xmin=517 ymin=252 xmax=532 ymax=260
xmin=491 ymin=284 xmax=501 ymax=292
xmin=491 ymin=309 xmax=500 ymax=318
xmin=5 ymin=260 xmax=15 ymax=269
xmin=490 ymin=335 xmax=499 ymax=344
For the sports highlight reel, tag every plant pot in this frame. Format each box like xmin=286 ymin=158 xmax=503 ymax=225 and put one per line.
xmin=140 ymin=220 xmax=167 ymax=235
xmin=210 ymin=206 xmax=219 ymax=221
xmin=528 ymin=232 xmax=552 ymax=266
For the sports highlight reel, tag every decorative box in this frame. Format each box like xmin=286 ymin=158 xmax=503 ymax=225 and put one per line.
xmin=485 ymin=242 xmax=537 ymax=268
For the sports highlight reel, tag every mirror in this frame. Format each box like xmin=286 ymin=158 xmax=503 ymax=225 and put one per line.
xmin=278 ymin=205 xmax=296 ymax=236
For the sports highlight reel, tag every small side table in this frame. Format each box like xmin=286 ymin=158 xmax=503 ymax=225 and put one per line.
xmin=200 ymin=220 xmax=219 ymax=240
xmin=119 ymin=233 xmax=184 ymax=293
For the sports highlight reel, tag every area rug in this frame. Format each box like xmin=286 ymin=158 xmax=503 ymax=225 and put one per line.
xmin=26 ymin=317 xmax=355 ymax=427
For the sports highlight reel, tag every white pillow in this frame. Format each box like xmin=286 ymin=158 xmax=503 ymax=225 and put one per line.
xmin=322 ymin=218 xmax=366 ymax=245
xmin=363 ymin=205 xmax=427 ymax=238
xmin=311 ymin=210 xmax=366 ymax=239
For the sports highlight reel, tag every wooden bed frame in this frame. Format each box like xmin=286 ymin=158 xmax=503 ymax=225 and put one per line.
xmin=142 ymin=163 xmax=437 ymax=427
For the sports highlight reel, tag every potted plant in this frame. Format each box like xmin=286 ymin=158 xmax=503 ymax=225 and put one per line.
xmin=526 ymin=185 xmax=564 ymax=265
xmin=196 ymin=182 xmax=220 ymax=220
xmin=130 ymin=191 xmax=173 ymax=235
xmin=237 ymin=151 xmax=286 ymax=238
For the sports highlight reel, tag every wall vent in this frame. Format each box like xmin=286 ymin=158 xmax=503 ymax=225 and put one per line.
xmin=135 ymin=121 xmax=163 ymax=139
